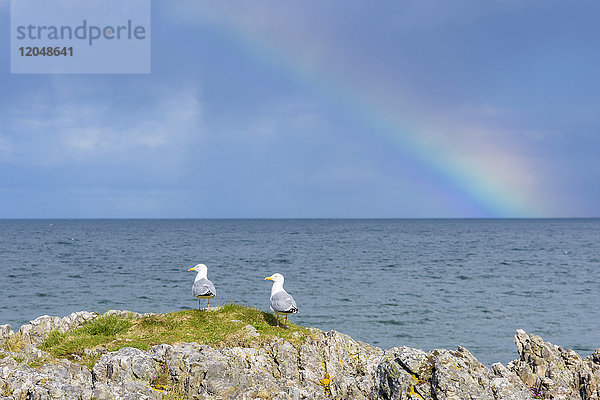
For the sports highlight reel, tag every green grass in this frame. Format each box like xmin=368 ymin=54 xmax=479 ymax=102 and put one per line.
xmin=41 ymin=315 xmax=132 ymax=357
xmin=2 ymin=334 xmax=25 ymax=354
xmin=40 ymin=303 xmax=312 ymax=368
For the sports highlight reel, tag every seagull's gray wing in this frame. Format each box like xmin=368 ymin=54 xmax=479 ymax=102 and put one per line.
xmin=270 ymin=290 xmax=298 ymax=313
xmin=192 ymin=278 xmax=216 ymax=298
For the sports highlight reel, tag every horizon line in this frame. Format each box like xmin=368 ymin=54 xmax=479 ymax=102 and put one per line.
xmin=0 ymin=217 xmax=598 ymax=221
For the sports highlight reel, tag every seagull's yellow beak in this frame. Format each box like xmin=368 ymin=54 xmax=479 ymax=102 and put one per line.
xmin=188 ymin=267 xmax=196 ymax=271
xmin=265 ymin=276 xmax=272 ymax=280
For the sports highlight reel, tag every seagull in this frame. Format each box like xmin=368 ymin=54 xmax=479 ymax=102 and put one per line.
xmin=265 ymin=273 xmax=298 ymax=328
xmin=188 ymin=263 xmax=216 ymax=310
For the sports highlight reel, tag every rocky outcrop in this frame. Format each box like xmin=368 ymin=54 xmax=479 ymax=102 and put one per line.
xmin=1 ymin=356 xmax=94 ymax=400
xmin=87 ymin=329 xmax=382 ymax=400
xmin=372 ymin=345 xmax=531 ymax=400
xmin=507 ymin=329 xmax=600 ymax=400
xmin=1 ymin=311 xmax=599 ymax=399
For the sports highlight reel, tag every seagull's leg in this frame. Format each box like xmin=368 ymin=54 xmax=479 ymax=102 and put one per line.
xmin=207 ymin=298 xmax=210 ymax=310
xmin=284 ymin=315 xmax=288 ymax=329
xmin=198 ymin=299 xmax=201 ymax=310
xmin=276 ymin=315 xmax=279 ymax=327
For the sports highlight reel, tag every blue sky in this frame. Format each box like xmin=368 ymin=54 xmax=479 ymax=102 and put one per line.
xmin=1 ymin=0 xmax=599 ymax=218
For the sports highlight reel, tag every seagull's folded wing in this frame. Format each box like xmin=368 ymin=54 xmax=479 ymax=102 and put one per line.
xmin=270 ymin=290 xmax=298 ymax=313
xmin=193 ymin=278 xmax=216 ymax=297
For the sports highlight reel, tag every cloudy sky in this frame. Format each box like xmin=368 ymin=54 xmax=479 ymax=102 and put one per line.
xmin=1 ymin=1 xmax=599 ymax=218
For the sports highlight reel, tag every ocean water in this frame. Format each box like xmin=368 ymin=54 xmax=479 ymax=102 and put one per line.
xmin=1 ymin=219 xmax=599 ymax=366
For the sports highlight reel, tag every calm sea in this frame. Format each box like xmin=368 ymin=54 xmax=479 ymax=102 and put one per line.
xmin=1 ymin=219 xmax=599 ymax=365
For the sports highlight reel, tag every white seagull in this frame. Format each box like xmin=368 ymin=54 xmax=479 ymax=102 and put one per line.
xmin=188 ymin=263 xmax=216 ymax=310
xmin=265 ymin=273 xmax=298 ymax=328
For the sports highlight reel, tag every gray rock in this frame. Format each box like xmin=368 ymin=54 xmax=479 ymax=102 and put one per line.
xmin=18 ymin=311 xmax=99 ymax=345
xmin=103 ymin=310 xmax=146 ymax=319
xmin=3 ymin=310 xmax=600 ymax=400
xmin=431 ymin=347 xmax=494 ymax=400
xmin=373 ymin=345 xmax=533 ymax=400
xmin=372 ymin=346 xmax=432 ymax=400
xmin=84 ymin=346 xmax=107 ymax=358
xmin=592 ymin=349 xmax=600 ymax=364
xmin=92 ymin=347 xmax=157 ymax=384
xmin=244 ymin=324 xmax=260 ymax=338
xmin=194 ymin=344 xmax=280 ymax=399
xmin=293 ymin=329 xmax=381 ymax=400
xmin=490 ymin=376 xmax=532 ymax=400
xmin=0 ymin=358 xmax=93 ymax=400
xmin=578 ymin=360 xmax=600 ymax=400
xmin=90 ymin=382 xmax=114 ymax=400
xmin=143 ymin=329 xmax=381 ymax=400
xmin=490 ymin=362 xmax=533 ymax=399
xmin=272 ymin=338 xmax=300 ymax=381
xmin=508 ymin=329 xmax=600 ymax=400
xmin=0 ymin=324 xmax=12 ymax=344
xmin=91 ymin=380 xmax=158 ymax=400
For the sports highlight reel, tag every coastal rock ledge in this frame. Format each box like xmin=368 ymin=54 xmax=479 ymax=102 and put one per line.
xmin=0 ymin=311 xmax=598 ymax=400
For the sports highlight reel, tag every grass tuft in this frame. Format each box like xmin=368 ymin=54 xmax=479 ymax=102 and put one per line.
xmin=40 ymin=315 xmax=134 ymax=368
xmin=40 ymin=303 xmax=313 ymax=367
xmin=80 ymin=315 xmax=132 ymax=337
xmin=2 ymin=335 xmax=25 ymax=353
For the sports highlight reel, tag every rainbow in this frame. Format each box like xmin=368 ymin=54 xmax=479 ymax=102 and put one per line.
xmin=180 ymin=5 xmax=554 ymax=217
